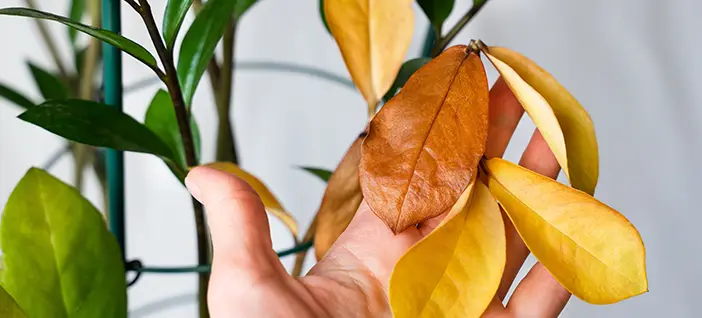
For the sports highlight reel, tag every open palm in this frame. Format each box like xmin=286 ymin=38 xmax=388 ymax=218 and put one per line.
xmin=185 ymin=79 xmax=571 ymax=317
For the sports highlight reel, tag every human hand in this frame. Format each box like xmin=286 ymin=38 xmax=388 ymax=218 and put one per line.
xmin=184 ymin=78 xmax=571 ymax=318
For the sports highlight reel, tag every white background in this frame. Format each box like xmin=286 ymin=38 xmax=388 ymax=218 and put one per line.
xmin=0 ymin=0 xmax=699 ymax=317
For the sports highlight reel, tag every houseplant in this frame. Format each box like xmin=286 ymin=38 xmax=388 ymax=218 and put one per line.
xmin=0 ymin=0 xmax=647 ymax=317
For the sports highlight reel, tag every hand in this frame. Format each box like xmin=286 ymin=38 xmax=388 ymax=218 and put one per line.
xmin=184 ymin=78 xmax=571 ymax=318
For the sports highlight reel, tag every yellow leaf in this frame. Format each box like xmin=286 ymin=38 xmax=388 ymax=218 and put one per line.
xmin=314 ymin=134 xmax=364 ymax=260
xmin=205 ymin=162 xmax=299 ymax=238
xmin=389 ymin=180 xmax=505 ymax=317
xmin=325 ymin=0 xmax=414 ymax=113
xmin=483 ymin=46 xmax=599 ymax=195
xmin=485 ymin=158 xmax=647 ymax=304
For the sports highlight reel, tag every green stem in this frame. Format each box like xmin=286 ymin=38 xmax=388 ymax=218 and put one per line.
xmin=215 ymin=19 xmax=238 ymax=163
xmin=432 ymin=0 xmax=490 ymax=57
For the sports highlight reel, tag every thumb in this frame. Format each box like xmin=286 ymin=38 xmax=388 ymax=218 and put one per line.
xmin=185 ymin=166 xmax=283 ymax=275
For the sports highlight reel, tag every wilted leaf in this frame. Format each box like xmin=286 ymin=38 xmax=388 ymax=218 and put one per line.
xmin=389 ymin=180 xmax=504 ymax=317
xmin=145 ymin=89 xmax=202 ymax=171
xmin=360 ymin=46 xmax=489 ymax=234
xmin=178 ymin=0 xmax=237 ymax=107
xmin=0 ymin=83 xmax=35 ymax=110
xmin=417 ymin=0 xmax=454 ymax=30
xmin=0 ymin=286 xmax=25 ymax=318
xmin=27 ymin=62 xmax=68 ymax=100
xmin=485 ymin=158 xmax=647 ymax=304
xmin=0 ymin=8 xmax=157 ymax=69
xmin=18 ymin=100 xmax=174 ymax=159
xmin=314 ymin=134 xmax=364 ymax=260
xmin=205 ymin=162 xmax=299 ymax=238
xmin=325 ymin=0 xmax=414 ymax=109
xmin=484 ymin=46 xmax=598 ymax=195
xmin=1 ymin=168 xmax=127 ymax=318
xmin=383 ymin=57 xmax=432 ymax=102
xmin=163 ymin=0 xmax=194 ymax=51
xmin=299 ymin=166 xmax=332 ymax=182
xmin=68 ymin=0 xmax=85 ymax=45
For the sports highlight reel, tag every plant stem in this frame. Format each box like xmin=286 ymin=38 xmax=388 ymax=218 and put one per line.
xmin=216 ymin=19 xmax=238 ymax=163
xmin=24 ymin=0 xmax=70 ymax=80
xmin=192 ymin=197 xmax=209 ymax=318
xmin=432 ymin=0 xmax=490 ymax=57
xmin=134 ymin=1 xmax=209 ymax=316
xmin=73 ymin=0 xmax=102 ymax=191
xmin=83 ymin=0 xmax=107 ymax=212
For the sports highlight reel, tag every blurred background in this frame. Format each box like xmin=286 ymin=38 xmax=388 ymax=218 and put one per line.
xmin=0 ymin=0 xmax=700 ymax=317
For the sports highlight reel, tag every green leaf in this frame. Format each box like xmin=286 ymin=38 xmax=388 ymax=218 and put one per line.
xmin=18 ymin=99 xmax=174 ymax=159
xmin=0 ymin=286 xmax=26 ymax=318
xmin=235 ymin=0 xmax=258 ymax=18
xmin=68 ymin=0 xmax=85 ymax=45
xmin=417 ymin=0 xmax=455 ymax=30
xmin=0 ymin=8 xmax=157 ymax=69
xmin=1 ymin=168 xmax=126 ymax=318
xmin=382 ymin=58 xmax=432 ymax=102
xmin=145 ymin=89 xmax=202 ymax=171
xmin=0 ymin=83 xmax=35 ymax=110
xmin=27 ymin=62 xmax=69 ymax=100
xmin=177 ymin=0 xmax=237 ymax=107
xmin=163 ymin=0 xmax=194 ymax=51
xmin=299 ymin=166 xmax=332 ymax=182
xmin=319 ymin=0 xmax=330 ymax=34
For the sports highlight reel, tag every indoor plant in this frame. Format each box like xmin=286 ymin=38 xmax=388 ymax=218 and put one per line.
xmin=0 ymin=0 xmax=647 ymax=317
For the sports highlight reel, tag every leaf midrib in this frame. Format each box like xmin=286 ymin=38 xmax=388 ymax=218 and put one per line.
xmin=395 ymin=54 xmax=469 ymax=231
xmin=37 ymin=175 xmax=69 ymax=318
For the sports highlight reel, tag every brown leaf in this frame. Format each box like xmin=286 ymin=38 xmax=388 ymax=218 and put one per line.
xmin=314 ymin=132 xmax=365 ymax=260
xmin=360 ymin=46 xmax=489 ymax=234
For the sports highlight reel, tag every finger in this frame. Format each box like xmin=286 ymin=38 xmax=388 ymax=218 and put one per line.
xmin=497 ymin=129 xmax=561 ymax=299
xmin=506 ymin=263 xmax=570 ymax=317
xmin=185 ymin=166 xmax=284 ymax=275
xmin=485 ymin=77 xmax=525 ymax=158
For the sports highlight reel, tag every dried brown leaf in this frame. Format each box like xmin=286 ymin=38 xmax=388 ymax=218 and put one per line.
xmin=360 ymin=46 xmax=489 ymax=234
xmin=314 ymin=133 xmax=365 ymax=260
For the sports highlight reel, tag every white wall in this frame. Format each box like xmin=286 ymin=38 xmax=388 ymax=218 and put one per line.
xmin=0 ymin=0 xmax=699 ymax=317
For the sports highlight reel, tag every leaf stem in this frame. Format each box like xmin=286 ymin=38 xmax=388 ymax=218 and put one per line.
xmin=24 ymin=0 xmax=70 ymax=80
xmin=432 ymin=0 xmax=490 ymax=57
xmin=133 ymin=1 xmax=209 ymax=316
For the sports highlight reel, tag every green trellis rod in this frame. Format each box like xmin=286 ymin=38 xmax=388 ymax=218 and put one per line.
xmin=102 ymin=0 xmax=125 ymax=257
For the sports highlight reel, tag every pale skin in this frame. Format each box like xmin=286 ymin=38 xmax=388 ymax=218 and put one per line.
xmin=184 ymin=78 xmax=571 ymax=317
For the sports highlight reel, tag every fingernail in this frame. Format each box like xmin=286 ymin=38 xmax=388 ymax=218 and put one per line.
xmin=185 ymin=175 xmax=202 ymax=203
